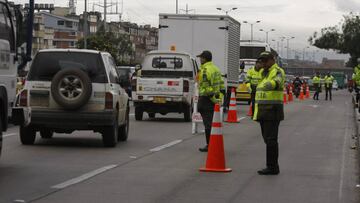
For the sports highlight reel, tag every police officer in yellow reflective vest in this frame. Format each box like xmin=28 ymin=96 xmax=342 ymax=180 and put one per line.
xmin=353 ymin=58 xmax=360 ymax=105
xmin=197 ymin=50 xmax=224 ymax=152
xmin=324 ymin=72 xmax=334 ymax=101
xmin=246 ymin=60 xmax=262 ymax=116
xmin=253 ymin=51 xmax=285 ymax=175
xmin=312 ymin=72 xmax=321 ymax=100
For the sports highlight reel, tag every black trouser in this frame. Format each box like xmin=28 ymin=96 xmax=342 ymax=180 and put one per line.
xmin=260 ymin=120 xmax=280 ymax=169
xmin=198 ymin=96 xmax=215 ymax=145
xmin=325 ymin=86 xmax=332 ymax=100
xmin=313 ymin=86 xmax=320 ymax=100
xmin=250 ymin=91 xmax=256 ymax=116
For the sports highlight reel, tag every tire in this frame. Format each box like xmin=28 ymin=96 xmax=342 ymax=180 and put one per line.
xmin=148 ymin=113 xmax=155 ymax=119
xmin=102 ymin=116 xmax=118 ymax=147
xmin=184 ymin=104 xmax=192 ymax=122
xmin=51 ymin=68 xmax=92 ymax=110
xmin=19 ymin=125 xmax=36 ymax=145
xmin=40 ymin=130 xmax=53 ymax=139
xmin=135 ymin=107 xmax=143 ymax=121
xmin=118 ymin=108 xmax=129 ymax=142
xmin=0 ymin=115 xmax=2 ymax=157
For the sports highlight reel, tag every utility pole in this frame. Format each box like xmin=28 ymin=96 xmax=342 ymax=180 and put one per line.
xmin=93 ymin=0 xmax=121 ymax=32
xmin=285 ymin=36 xmax=295 ymax=60
xmin=180 ymin=4 xmax=194 ymax=14
xmin=104 ymin=0 xmax=107 ymax=30
xmin=26 ymin=0 xmax=35 ymax=61
xmin=84 ymin=0 xmax=87 ymax=49
xmin=176 ymin=0 xmax=178 ymax=14
xmin=259 ymin=29 xmax=275 ymax=43
xmin=243 ymin=21 xmax=261 ymax=42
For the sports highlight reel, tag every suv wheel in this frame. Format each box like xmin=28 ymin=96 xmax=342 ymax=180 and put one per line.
xmin=51 ymin=68 xmax=92 ymax=110
xmin=184 ymin=104 xmax=192 ymax=122
xmin=148 ymin=113 xmax=155 ymax=119
xmin=20 ymin=125 xmax=36 ymax=145
xmin=135 ymin=107 xmax=143 ymax=121
xmin=0 ymin=115 xmax=2 ymax=157
xmin=102 ymin=115 xmax=119 ymax=147
xmin=118 ymin=108 xmax=129 ymax=142
xmin=40 ymin=130 xmax=53 ymax=139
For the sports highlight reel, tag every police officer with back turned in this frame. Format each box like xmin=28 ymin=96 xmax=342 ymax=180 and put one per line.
xmin=253 ymin=51 xmax=285 ymax=175
xmin=197 ymin=50 xmax=224 ymax=152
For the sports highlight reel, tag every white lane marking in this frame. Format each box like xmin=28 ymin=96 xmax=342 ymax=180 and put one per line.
xmin=310 ymin=105 xmax=319 ymax=108
xmin=338 ymin=107 xmax=350 ymax=202
xmin=150 ymin=140 xmax=183 ymax=152
xmin=3 ymin=133 xmax=16 ymax=138
xmin=239 ymin=117 xmax=246 ymax=121
xmin=13 ymin=200 xmax=25 ymax=203
xmin=129 ymin=113 xmax=135 ymax=116
xmin=51 ymin=164 xmax=117 ymax=189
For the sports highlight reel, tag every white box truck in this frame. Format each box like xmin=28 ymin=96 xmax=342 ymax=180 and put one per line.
xmin=158 ymin=13 xmax=241 ymax=105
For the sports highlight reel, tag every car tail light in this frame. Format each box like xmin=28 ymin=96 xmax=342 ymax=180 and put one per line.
xmin=131 ymin=78 xmax=137 ymax=91
xmin=19 ymin=90 xmax=28 ymax=107
xmin=183 ymin=80 xmax=189 ymax=92
xmin=168 ymin=81 xmax=179 ymax=86
xmin=105 ymin=92 xmax=113 ymax=109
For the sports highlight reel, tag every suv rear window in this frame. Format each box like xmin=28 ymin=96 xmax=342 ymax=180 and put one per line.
xmin=152 ymin=57 xmax=183 ymax=69
xmin=27 ymin=52 xmax=107 ymax=83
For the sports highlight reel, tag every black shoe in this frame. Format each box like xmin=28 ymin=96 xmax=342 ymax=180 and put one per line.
xmin=199 ymin=145 xmax=208 ymax=152
xmin=257 ymin=168 xmax=280 ymax=175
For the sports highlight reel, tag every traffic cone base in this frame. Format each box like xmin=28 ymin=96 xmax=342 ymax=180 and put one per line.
xmin=199 ymin=136 xmax=232 ymax=173
xmin=200 ymin=103 xmax=232 ymax=173
xmin=226 ymin=88 xmax=240 ymax=123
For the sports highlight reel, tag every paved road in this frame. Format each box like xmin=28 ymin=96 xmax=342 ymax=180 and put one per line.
xmin=0 ymin=90 xmax=359 ymax=203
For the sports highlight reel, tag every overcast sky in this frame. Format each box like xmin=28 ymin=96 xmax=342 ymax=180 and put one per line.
xmin=13 ymin=0 xmax=360 ymax=62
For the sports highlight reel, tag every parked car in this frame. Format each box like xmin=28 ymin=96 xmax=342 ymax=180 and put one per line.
xmin=12 ymin=49 xmax=130 ymax=147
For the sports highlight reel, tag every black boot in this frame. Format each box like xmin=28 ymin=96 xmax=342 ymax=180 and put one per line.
xmin=199 ymin=145 xmax=208 ymax=152
xmin=257 ymin=167 xmax=280 ymax=175
xmin=258 ymin=144 xmax=280 ymax=175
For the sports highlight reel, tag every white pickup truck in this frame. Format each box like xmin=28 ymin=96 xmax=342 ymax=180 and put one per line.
xmin=132 ymin=51 xmax=198 ymax=121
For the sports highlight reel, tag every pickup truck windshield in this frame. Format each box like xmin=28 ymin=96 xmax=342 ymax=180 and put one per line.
xmin=27 ymin=52 xmax=107 ymax=83
xmin=152 ymin=57 xmax=183 ymax=69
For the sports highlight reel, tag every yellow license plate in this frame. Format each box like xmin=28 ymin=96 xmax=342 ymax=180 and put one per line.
xmin=153 ymin=97 xmax=166 ymax=103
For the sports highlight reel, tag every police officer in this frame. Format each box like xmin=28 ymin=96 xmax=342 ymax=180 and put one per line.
xmin=197 ymin=50 xmax=224 ymax=152
xmin=246 ymin=59 xmax=262 ymax=116
xmin=352 ymin=58 xmax=360 ymax=106
xmin=312 ymin=72 xmax=321 ymax=100
xmin=253 ymin=51 xmax=285 ymax=175
xmin=324 ymin=72 xmax=334 ymax=101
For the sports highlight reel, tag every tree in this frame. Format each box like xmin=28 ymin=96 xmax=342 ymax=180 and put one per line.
xmin=77 ymin=30 xmax=134 ymax=65
xmin=309 ymin=13 xmax=360 ymax=67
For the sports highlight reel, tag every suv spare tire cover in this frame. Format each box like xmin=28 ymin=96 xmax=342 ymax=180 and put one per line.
xmin=51 ymin=68 xmax=92 ymax=110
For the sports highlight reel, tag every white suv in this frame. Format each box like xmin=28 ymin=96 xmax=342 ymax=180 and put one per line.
xmin=12 ymin=49 xmax=129 ymax=147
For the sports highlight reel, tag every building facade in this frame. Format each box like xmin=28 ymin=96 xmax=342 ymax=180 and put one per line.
xmin=40 ymin=12 xmax=80 ymax=49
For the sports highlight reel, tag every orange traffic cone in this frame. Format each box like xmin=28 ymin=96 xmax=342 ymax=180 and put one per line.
xmin=225 ymin=88 xmax=240 ymax=123
xmin=288 ymin=86 xmax=293 ymax=102
xmin=299 ymin=86 xmax=304 ymax=100
xmin=247 ymin=103 xmax=253 ymax=117
xmin=283 ymin=87 xmax=287 ymax=104
xmin=200 ymin=103 xmax=232 ymax=173
xmin=305 ymin=86 xmax=310 ymax=99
